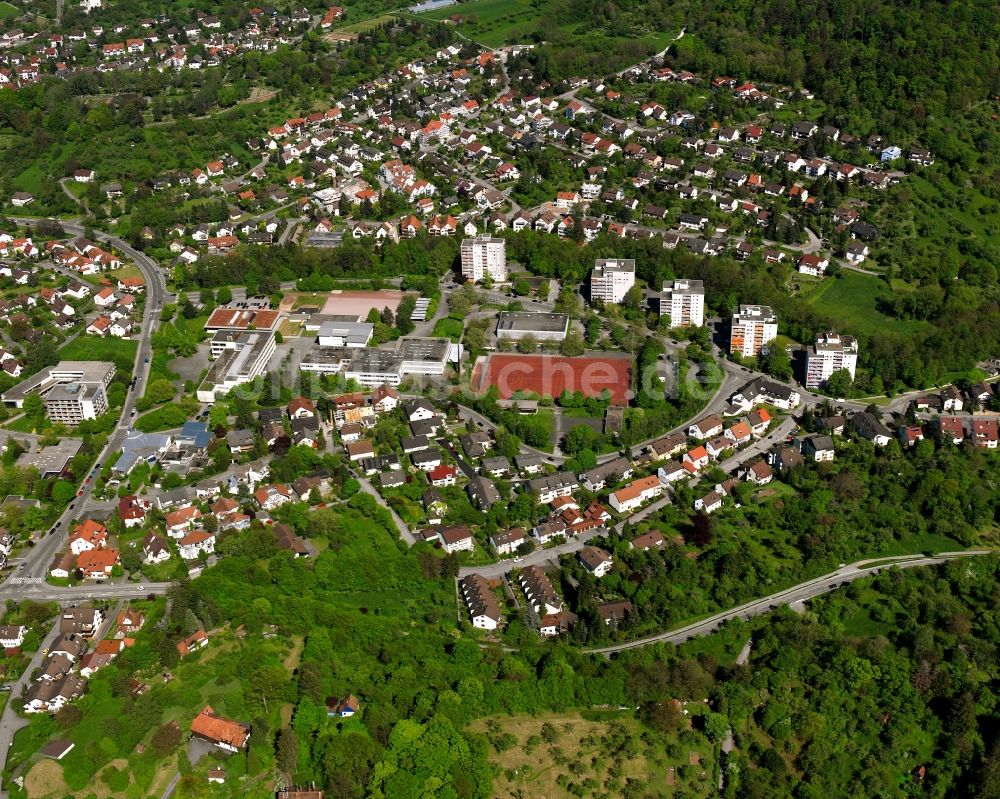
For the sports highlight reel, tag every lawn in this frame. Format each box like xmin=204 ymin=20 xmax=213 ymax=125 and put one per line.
xmin=804 ymin=271 xmax=928 ymax=337
xmin=3 ymin=415 xmax=38 ymax=433
xmin=335 ymin=13 xmax=398 ymax=33
xmin=0 ymin=1 xmax=18 ymax=20
xmin=59 ymin=336 xmax=138 ymax=375
xmin=431 ymin=316 xmax=464 ymax=341
xmin=421 ymin=0 xmax=544 ymax=47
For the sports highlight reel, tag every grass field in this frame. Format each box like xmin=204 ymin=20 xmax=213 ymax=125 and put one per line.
xmin=333 ymin=13 xmax=397 ymax=33
xmin=14 ymin=162 xmax=43 ymax=194
xmin=0 ymin=1 xmax=19 ymax=20
xmin=421 ymin=0 xmax=543 ymax=46
xmin=469 ymin=710 xmax=715 ymax=798
xmin=101 ymin=264 xmax=144 ymax=283
xmin=418 ymin=0 xmax=674 ymax=49
xmin=803 ymin=271 xmax=928 ymax=337
xmin=59 ymin=336 xmax=138 ymax=373
xmin=24 ymin=759 xmax=67 ymax=799
xmin=431 ymin=316 xmax=464 ymax=341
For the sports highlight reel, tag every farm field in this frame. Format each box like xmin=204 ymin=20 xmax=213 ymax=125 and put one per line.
xmin=802 ymin=271 xmax=928 ymax=337
xmin=334 ymin=13 xmax=398 ymax=34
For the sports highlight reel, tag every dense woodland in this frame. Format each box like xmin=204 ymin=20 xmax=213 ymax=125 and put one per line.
xmin=20 ymin=489 xmax=1000 ymax=799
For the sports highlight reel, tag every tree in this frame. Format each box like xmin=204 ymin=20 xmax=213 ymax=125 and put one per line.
xmin=703 ymin=711 xmax=729 ymax=742
xmin=152 ymin=721 xmax=182 ymax=754
xmin=216 ymin=286 xmax=232 ymax=304
xmin=22 ymin=393 xmax=45 ymax=424
xmin=51 ymin=480 xmax=76 ymax=506
xmin=825 ymin=368 xmax=853 ymax=398
xmin=559 ymin=331 xmax=585 ymax=357
xmin=760 ymin=346 xmax=792 ymax=381
xmin=276 ymin=726 xmax=298 ymax=774
xmin=145 ymin=379 xmax=175 ymax=405
xmin=516 ymin=334 xmax=538 ymax=354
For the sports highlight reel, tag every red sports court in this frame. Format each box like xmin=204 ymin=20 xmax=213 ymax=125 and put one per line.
xmin=473 ymin=354 xmax=632 ymax=404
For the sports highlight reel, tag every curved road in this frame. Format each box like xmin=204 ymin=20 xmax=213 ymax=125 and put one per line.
xmin=0 ymin=219 xmax=168 ymax=798
xmin=5 ymin=217 xmax=168 ymax=590
xmin=587 ymin=550 xmax=994 ymax=654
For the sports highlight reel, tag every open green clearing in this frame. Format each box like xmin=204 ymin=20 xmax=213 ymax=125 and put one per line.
xmin=421 ymin=0 xmax=545 ymax=47
xmin=59 ymin=337 xmax=138 ymax=376
xmin=418 ymin=0 xmax=674 ymax=49
xmin=334 ymin=13 xmax=398 ymax=34
xmin=469 ymin=710 xmax=715 ymax=798
xmin=803 ymin=271 xmax=928 ymax=337
xmin=431 ymin=316 xmax=464 ymax=341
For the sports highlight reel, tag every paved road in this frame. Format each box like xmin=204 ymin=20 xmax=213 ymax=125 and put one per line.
xmin=715 ymin=416 xmax=798 ymax=473
xmin=355 ymin=476 xmax=416 ymax=546
xmin=0 ymin=617 xmax=62 ymax=795
xmin=8 ymin=217 xmax=167 ymax=589
xmin=0 ymin=582 xmax=172 ymax=602
xmin=587 ymin=551 xmax=994 ymax=654
xmin=458 ymin=526 xmax=609 ymax=579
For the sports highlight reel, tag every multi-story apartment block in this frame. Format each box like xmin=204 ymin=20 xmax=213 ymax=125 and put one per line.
xmin=460 ymin=236 xmax=507 ymax=283
xmin=2 ymin=361 xmax=116 ymax=424
xmin=730 ymin=304 xmax=778 ymax=358
xmin=590 ymin=258 xmax=636 ymax=305
xmin=805 ymin=331 xmax=858 ymax=388
xmin=660 ymin=279 xmax=705 ymax=327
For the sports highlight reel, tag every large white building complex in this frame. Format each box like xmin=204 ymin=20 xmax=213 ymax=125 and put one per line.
xmin=197 ymin=331 xmax=276 ymax=402
xmin=461 ymin=237 xmax=507 ymax=283
xmin=660 ymin=279 xmax=705 ymax=327
xmin=2 ymin=361 xmax=116 ymax=424
xmin=730 ymin=305 xmax=778 ymax=358
xmin=805 ymin=331 xmax=858 ymax=388
xmin=316 ymin=321 xmax=374 ymax=348
xmin=589 ymin=258 xmax=636 ymax=305
xmin=300 ymin=337 xmax=455 ymax=386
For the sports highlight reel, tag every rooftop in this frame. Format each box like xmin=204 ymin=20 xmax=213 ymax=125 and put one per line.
xmin=496 ymin=312 xmax=569 ymax=334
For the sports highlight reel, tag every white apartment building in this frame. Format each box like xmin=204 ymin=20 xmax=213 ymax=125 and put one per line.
xmin=730 ymin=305 xmax=778 ymax=358
xmin=197 ymin=331 xmax=276 ymax=402
xmin=1 ymin=361 xmax=116 ymax=425
xmin=660 ymin=278 xmax=705 ymax=327
xmin=460 ymin=236 xmax=507 ymax=283
xmin=590 ymin=258 xmax=636 ymax=305
xmin=805 ymin=331 xmax=858 ymax=388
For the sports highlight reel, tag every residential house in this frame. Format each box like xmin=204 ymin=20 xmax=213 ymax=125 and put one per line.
xmin=436 ymin=524 xmax=474 ymax=554
xmin=577 ymin=546 xmax=613 ymax=577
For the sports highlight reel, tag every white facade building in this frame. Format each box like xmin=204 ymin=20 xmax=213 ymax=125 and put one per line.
xmin=805 ymin=331 xmax=858 ymax=388
xmin=590 ymin=258 xmax=636 ymax=305
xmin=730 ymin=304 xmax=778 ymax=358
xmin=461 ymin=237 xmax=507 ymax=283
xmin=660 ymin=279 xmax=705 ymax=327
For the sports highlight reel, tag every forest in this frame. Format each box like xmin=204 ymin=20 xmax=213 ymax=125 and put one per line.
xmin=12 ymin=488 xmax=1000 ymax=799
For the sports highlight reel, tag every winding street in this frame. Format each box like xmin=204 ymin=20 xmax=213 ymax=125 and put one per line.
xmin=587 ymin=550 xmax=994 ymax=654
xmin=7 ymin=217 xmax=167 ymax=589
xmin=0 ymin=218 xmax=168 ymax=798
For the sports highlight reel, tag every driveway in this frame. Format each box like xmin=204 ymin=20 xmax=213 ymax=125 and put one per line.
xmin=356 ymin=476 xmax=416 ymax=546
